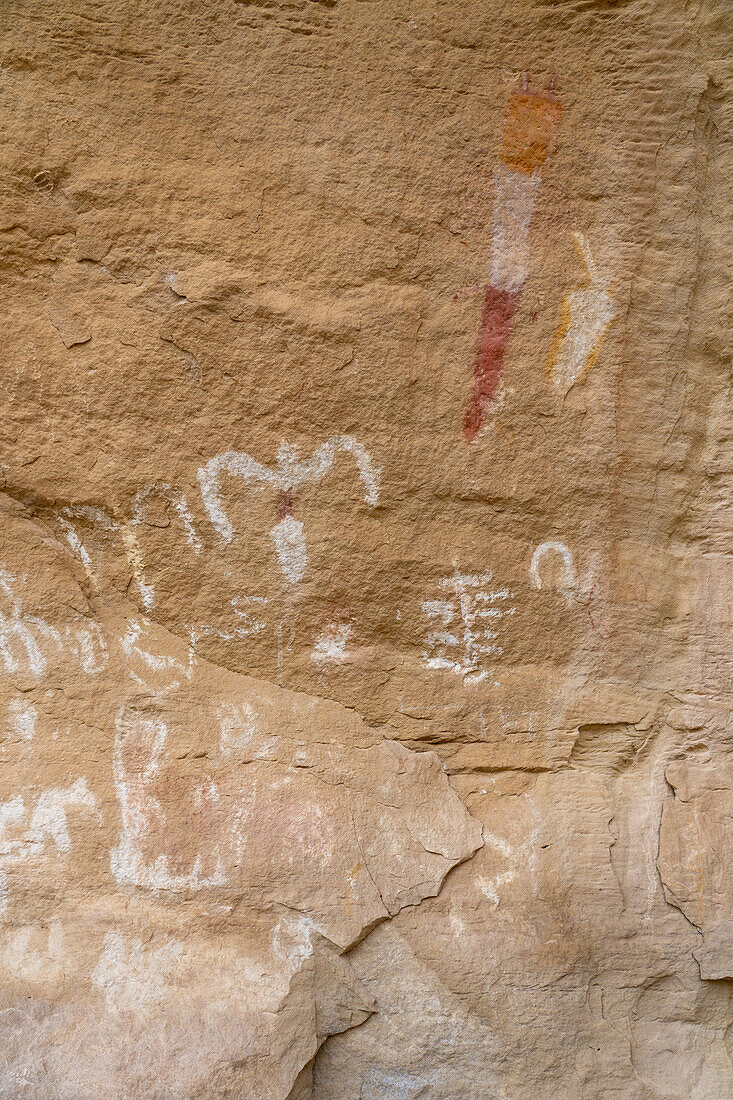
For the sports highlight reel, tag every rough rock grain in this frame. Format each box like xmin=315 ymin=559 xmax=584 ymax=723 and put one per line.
xmin=0 ymin=0 xmax=732 ymax=1096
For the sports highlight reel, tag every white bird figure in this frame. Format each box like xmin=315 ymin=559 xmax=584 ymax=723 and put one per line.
xmin=548 ymin=233 xmax=617 ymax=394
xmin=198 ymin=436 xmax=380 ymax=584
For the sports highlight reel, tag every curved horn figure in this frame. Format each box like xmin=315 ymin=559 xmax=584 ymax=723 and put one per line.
xmin=198 ymin=436 xmax=380 ymax=584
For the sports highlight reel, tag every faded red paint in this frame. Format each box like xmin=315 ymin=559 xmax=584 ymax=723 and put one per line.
xmin=461 ymin=80 xmax=561 ymax=442
xmin=463 ymin=285 xmax=519 ymax=441
xmin=277 ymin=490 xmax=296 ymax=518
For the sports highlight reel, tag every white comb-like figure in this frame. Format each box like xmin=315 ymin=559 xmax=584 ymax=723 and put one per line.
xmin=198 ymin=436 xmax=380 ymax=584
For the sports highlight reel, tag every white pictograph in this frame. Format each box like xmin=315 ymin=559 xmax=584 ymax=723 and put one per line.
xmin=0 ymin=778 xmax=98 ymax=911
xmin=0 ymin=570 xmax=108 ymax=680
xmin=131 ymin=483 xmax=202 ymax=554
xmin=110 ymin=706 xmax=257 ymax=894
xmin=0 ymin=571 xmax=61 ymax=677
xmin=110 ymin=709 xmax=226 ymax=892
xmin=489 ymin=165 xmax=542 ymax=293
xmin=475 ymin=825 xmax=540 ymax=908
xmin=57 ymin=505 xmax=155 ymax=611
xmin=56 ymin=487 xmax=201 ymax=615
xmin=548 ymin=233 xmax=617 ymax=394
xmin=421 ymin=568 xmax=514 ymax=684
xmin=311 ymin=621 xmax=353 ymax=666
xmin=65 ymin=621 xmax=109 ymax=675
xmin=120 ymin=618 xmax=194 ymax=695
xmin=529 ymin=541 xmax=577 ymax=602
xmin=188 ymin=595 xmax=270 ymax=651
xmin=197 ymin=436 xmax=380 ymax=584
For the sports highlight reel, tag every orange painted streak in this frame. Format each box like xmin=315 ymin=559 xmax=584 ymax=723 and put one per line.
xmin=545 ymin=296 xmax=572 ymax=380
xmin=499 ymin=92 xmax=562 ymax=176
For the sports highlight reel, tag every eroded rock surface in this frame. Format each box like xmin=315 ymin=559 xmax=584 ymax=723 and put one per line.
xmin=0 ymin=0 xmax=732 ymax=1096
xmin=0 ymin=498 xmax=483 ymax=1097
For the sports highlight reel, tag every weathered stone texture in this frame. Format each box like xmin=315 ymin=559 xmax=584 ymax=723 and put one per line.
xmin=0 ymin=0 xmax=732 ymax=1096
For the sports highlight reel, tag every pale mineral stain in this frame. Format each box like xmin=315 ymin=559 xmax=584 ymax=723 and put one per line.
xmin=92 ymin=931 xmax=184 ymax=1012
xmin=58 ymin=505 xmax=154 ymax=611
xmin=0 ymin=919 xmax=67 ymax=985
xmin=361 ymin=1067 xmax=430 ymax=1099
xmin=0 ymin=796 xmax=26 ymax=911
xmin=7 ymin=697 xmax=37 ymax=741
xmin=476 ymin=826 xmax=540 ymax=908
xmin=218 ymin=700 xmax=258 ymax=755
xmin=92 ymin=928 xmax=300 ymax=1017
xmin=311 ymin=621 xmax=354 ymax=666
xmin=271 ymin=915 xmax=316 ymax=968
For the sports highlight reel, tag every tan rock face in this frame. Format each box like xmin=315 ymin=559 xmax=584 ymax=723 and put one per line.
xmin=0 ymin=0 xmax=731 ymax=1096
xmin=0 ymin=500 xmax=481 ymax=1096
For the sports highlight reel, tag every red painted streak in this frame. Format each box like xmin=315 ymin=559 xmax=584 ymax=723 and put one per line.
xmin=463 ymin=285 xmax=519 ymax=441
xmin=277 ymin=491 xmax=296 ymax=518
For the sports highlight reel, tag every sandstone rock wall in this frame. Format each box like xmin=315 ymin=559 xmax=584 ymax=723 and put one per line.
xmin=0 ymin=1 xmax=731 ymax=1096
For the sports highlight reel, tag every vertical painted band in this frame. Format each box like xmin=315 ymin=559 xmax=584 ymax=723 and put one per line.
xmin=463 ymin=286 xmax=519 ymax=441
xmin=499 ymin=92 xmax=562 ymax=176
